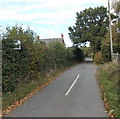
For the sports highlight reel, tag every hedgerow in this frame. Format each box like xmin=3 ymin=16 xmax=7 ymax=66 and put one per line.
xmin=2 ymin=25 xmax=81 ymax=93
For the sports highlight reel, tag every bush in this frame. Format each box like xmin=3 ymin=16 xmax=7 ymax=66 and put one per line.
xmin=101 ymin=44 xmax=111 ymax=62
xmin=48 ymin=41 xmax=70 ymax=68
xmin=73 ymin=47 xmax=84 ymax=62
xmin=2 ymin=25 xmax=76 ymax=93
xmin=2 ymin=25 xmax=35 ymax=93
xmin=94 ymin=51 xmax=103 ymax=64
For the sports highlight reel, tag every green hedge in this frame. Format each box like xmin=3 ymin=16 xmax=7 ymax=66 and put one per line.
xmin=101 ymin=44 xmax=111 ymax=62
xmin=2 ymin=26 xmax=75 ymax=93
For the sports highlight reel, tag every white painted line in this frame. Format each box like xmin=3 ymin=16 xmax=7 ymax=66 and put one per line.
xmin=65 ymin=74 xmax=80 ymax=96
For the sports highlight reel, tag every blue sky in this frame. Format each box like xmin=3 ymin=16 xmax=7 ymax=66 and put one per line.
xmin=0 ymin=0 xmax=108 ymax=47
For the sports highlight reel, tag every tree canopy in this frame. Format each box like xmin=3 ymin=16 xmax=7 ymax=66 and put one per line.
xmin=68 ymin=6 xmax=110 ymax=52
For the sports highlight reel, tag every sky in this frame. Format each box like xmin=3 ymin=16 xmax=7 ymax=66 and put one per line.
xmin=0 ymin=0 xmax=108 ymax=47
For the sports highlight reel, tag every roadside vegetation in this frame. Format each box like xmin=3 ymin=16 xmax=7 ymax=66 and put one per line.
xmin=97 ymin=62 xmax=119 ymax=118
xmin=2 ymin=25 xmax=84 ymax=114
xmin=2 ymin=0 xmax=119 ymax=117
xmin=68 ymin=1 xmax=119 ymax=118
xmin=68 ymin=5 xmax=119 ymax=64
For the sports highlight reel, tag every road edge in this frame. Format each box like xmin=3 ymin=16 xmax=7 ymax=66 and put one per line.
xmin=2 ymin=62 xmax=80 ymax=117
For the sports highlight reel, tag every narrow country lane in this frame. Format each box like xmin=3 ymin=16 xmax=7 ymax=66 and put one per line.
xmin=6 ymin=63 xmax=108 ymax=117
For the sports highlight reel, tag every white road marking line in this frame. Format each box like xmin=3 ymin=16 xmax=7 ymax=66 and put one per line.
xmin=65 ymin=74 xmax=80 ymax=96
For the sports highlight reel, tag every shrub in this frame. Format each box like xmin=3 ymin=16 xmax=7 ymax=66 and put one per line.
xmin=2 ymin=25 xmax=76 ymax=93
xmin=48 ymin=41 xmax=68 ymax=68
xmin=94 ymin=51 xmax=103 ymax=64
xmin=101 ymin=44 xmax=111 ymax=62
xmin=73 ymin=47 xmax=84 ymax=62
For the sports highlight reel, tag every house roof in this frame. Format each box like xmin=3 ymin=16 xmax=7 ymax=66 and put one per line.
xmin=35 ymin=34 xmax=65 ymax=45
xmin=40 ymin=38 xmax=64 ymax=44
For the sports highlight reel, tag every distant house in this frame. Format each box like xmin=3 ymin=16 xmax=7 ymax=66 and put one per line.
xmin=35 ymin=34 xmax=65 ymax=45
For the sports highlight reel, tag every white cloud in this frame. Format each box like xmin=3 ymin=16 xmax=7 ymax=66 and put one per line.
xmin=0 ymin=0 xmax=108 ymax=47
xmin=0 ymin=0 xmax=108 ymax=22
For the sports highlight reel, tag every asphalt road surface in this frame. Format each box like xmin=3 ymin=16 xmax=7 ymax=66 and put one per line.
xmin=6 ymin=63 xmax=108 ymax=117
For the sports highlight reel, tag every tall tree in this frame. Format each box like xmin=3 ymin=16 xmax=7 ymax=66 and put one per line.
xmin=68 ymin=6 xmax=110 ymax=53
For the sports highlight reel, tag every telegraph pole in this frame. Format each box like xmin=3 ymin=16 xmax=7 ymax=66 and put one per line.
xmin=108 ymin=0 xmax=113 ymax=61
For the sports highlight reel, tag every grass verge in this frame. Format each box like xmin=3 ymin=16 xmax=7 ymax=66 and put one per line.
xmin=2 ymin=62 xmax=79 ymax=117
xmin=96 ymin=62 xmax=119 ymax=118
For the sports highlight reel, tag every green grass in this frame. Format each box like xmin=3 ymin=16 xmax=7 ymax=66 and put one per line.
xmin=97 ymin=62 xmax=119 ymax=118
xmin=3 ymin=78 xmax=45 ymax=109
xmin=2 ymin=68 xmax=61 ymax=110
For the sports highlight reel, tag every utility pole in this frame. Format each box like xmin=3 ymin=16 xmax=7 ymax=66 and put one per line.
xmin=108 ymin=0 xmax=113 ymax=61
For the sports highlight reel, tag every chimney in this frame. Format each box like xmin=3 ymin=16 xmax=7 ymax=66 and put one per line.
xmin=61 ymin=33 xmax=64 ymax=39
xmin=61 ymin=33 xmax=65 ymax=44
